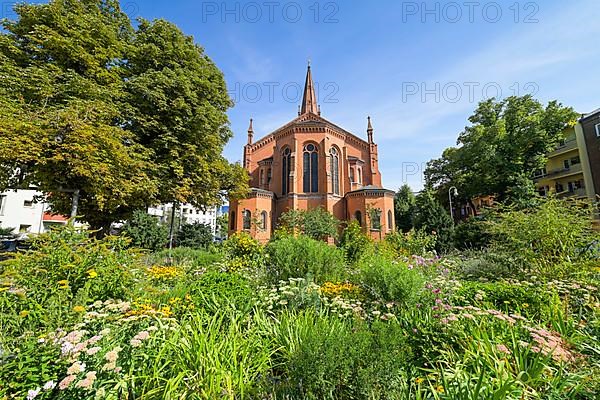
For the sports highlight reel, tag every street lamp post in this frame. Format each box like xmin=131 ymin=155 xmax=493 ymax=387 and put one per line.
xmin=448 ymin=186 xmax=458 ymax=221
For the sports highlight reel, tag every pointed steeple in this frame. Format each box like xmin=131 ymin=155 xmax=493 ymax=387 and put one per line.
xmin=367 ymin=116 xmax=374 ymax=143
xmin=247 ymin=118 xmax=254 ymax=145
xmin=300 ymin=62 xmax=318 ymax=115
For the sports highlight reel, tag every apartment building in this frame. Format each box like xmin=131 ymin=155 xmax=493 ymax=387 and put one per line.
xmin=147 ymin=203 xmax=220 ymax=236
xmin=534 ymin=126 xmax=588 ymax=199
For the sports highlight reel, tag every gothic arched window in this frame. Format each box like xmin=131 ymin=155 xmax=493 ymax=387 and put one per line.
xmin=303 ymin=143 xmax=319 ymax=193
xmin=282 ymin=148 xmax=291 ymax=195
xmin=330 ymin=147 xmax=340 ymax=195
xmin=349 ymin=167 xmax=355 ymax=183
xmin=260 ymin=210 xmax=267 ymax=230
xmin=357 ymin=167 xmax=362 ymax=184
xmin=242 ymin=210 xmax=251 ymax=230
xmin=387 ymin=210 xmax=393 ymax=231
xmin=355 ymin=210 xmax=362 ymax=226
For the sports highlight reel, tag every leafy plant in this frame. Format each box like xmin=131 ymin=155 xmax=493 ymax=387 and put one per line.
xmin=122 ymin=210 xmax=168 ymax=251
xmin=278 ymin=208 xmax=340 ymax=241
xmin=176 ymin=222 xmax=213 ymax=249
xmin=265 ymin=234 xmax=346 ymax=284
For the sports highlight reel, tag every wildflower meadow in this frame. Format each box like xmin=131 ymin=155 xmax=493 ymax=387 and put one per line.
xmin=1 ymin=200 xmax=600 ymax=399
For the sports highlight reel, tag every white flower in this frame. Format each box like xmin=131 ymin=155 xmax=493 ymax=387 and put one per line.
xmin=27 ymin=388 xmax=41 ymax=399
xmin=43 ymin=380 xmax=56 ymax=391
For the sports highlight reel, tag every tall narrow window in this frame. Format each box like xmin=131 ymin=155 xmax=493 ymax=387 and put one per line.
xmin=242 ymin=210 xmax=251 ymax=230
xmin=261 ymin=211 xmax=267 ymax=230
xmin=282 ymin=148 xmax=291 ymax=195
xmin=349 ymin=168 xmax=355 ymax=183
xmin=357 ymin=168 xmax=362 ymax=184
xmin=387 ymin=210 xmax=393 ymax=231
xmin=370 ymin=208 xmax=381 ymax=231
xmin=260 ymin=169 xmax=265 ymax=187
xmin=330 ymin=147 xmax=340 ymax=195
xmin=230 ymin=212 xmax=236 ymax=230
xmin=303 ymin=143 xmax=319 ymax=193
xmin=355 ymin=210 xmax=362 ymax=226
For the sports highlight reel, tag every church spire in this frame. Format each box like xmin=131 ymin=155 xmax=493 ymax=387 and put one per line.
xmin=300 ymin=62 xmax=318 ymax=115
xmin=367 ymin=116 xmax=374 ymax=143
xmin=247 ymin=118 xmax=254 ymax=145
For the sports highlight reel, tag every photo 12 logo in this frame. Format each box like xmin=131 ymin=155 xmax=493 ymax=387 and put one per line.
xmin=401 ymin=2 xmax=540 ymax=23
xmin=401 ymin=81 xmax=540 ymax=103
xmin=229 ymin=81 xmax=340 ymax=105
xmin=201 ymin=1 xmax=340 ymax=23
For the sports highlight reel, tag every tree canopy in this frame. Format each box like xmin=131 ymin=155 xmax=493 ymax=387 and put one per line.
xmin=0 ymin=0 xmax=247 ymax=231
xmin=394 ymin=184 xmax=416 ymax=232
xmin=424 ymin=96 xmax=578 ymax=209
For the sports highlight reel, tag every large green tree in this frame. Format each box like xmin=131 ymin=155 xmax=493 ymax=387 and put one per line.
xmin=413 ymin=190 xmax=454 ymax=253
xmin=424 ymin=96 xmax=578 ymax=210
xmin=0 ymin=0 xmax=246 ymax=232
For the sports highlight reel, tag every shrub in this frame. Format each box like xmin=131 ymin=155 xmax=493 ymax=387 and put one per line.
xmin=122 ymin=210 xmax=168 ymax=251
xmin=146 ymin=247 xmax=223 ymax=269
xmin=453 ymin=216 xmax=493 ymax=250
xmin=271 ymin=311 xmax=410 ymax=399
xmin=454 ymin=281 xmax=554 ymax=320
xmin=339 ymin=220 xmax=373 ymax=264
xmin=358 ymin=253 xmax=425 ymax=306
xmin=0 ymin=225 xmax=137 ymax=337
xmin=489 ymin=198 xmax=598 ymax=277
xmin=265 ymin=234 xmax=346 ymax=284
xmin=278 ymin=208 xmax=340 ymax=241
xmin=384 ymin=229 xmax=436 ymax=257
xmin=176 ymin=221 xmax=213 ymax=249
xmin=222 ymin=232 xmax=263 ymax=271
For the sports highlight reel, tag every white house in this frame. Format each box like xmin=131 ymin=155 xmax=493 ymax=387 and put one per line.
xmin=0 ymin=189 xmax=69 ymax=237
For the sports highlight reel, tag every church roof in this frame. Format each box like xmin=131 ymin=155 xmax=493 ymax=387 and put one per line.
xmin=248 ymin=64 xmax=372 ymax=149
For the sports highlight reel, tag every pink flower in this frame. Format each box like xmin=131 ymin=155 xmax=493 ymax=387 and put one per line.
xmin=86 ymin=346 xmax=101 ymax=355
xmin=75 ymin=371 xmax=97 ymax=389
xmin=59 ymin=375 xmax=76 ymax=390
xmin=496 ymin=344 xmax=511 ymax=354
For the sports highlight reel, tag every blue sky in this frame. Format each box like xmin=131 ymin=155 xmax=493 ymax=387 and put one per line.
xmin=26 ymin=0 xmax=600 ymax=191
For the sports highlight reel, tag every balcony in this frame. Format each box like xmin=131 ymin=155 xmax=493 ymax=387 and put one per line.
xmin=534 ymin=163 xmax=582 ymax=181
xmin=548 ymin=139 xmax=578 ymax=158
xmin=557 ymin=188 xmax=587 ymax=199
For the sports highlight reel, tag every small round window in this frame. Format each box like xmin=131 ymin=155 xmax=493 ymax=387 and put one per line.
xmin=305 ymin=144 xmax=315 ymax=152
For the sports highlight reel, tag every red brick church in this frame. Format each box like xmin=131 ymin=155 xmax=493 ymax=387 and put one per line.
xmin=229 ymin=65 xmax=395 ymax=242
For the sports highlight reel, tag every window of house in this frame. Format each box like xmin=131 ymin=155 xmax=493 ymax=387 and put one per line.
xmin=387 ymin=210 xmax=393 ymax=231
xmin=282 ymin=148 xmax=291 ymax=195
xmin=555 ymin=183 xmax=564 ymax=193
xmin=330 ymin=147 xmax=340 ymax=195
xmin=595 ymin=123 xmax=600 ymax=137
xmin=354 ymin=210 xmax=362 ymax=226
xmin=568 ymin=182 xmax=575 ymax=193
xmin=571 ymin=156 xmax=581 ymax=165
xmin=303 ymin=143 xmax=319 ymax=193
xmin=19 ymin=224 xmax=31 ymax=233
xmin=230 ymin=212 xmax=236 ymax=230
xmin=23 ymin=200 xmax=33 ymax=208
xmin=267 ymin=168 xmax=272 ymax=185
xmin=563 ymin=159 xmax=570 ymax=169
xmin=357 ymin=168 xmax=362 ymax=184
xmin=260 ymin=169 xmax=265 ymax=186
xmin=242 ymin=210 xmax=251 ymax=230
xmin=349 ymin=168 xmax=355 ymax=183
xmin=260 ymin=211 xmax=268 ymax=230
xmin=0 ymin=195 xmax=6 ymax=215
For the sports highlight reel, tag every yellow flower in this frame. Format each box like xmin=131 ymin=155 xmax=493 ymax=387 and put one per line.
xmin=58 ymin=280 xmax=68 ymax=286
xmin=73 ymin=305 xmax=86 ymax=313
xmin=415 ymin=377 xmax=425 ymax=384
xmin=87 ymin=270 xmax=98 ymax=279
xmin=19 ymin=310 xmax=30 ymax=318
xmin=436 ymin=385 xmax=445 ymax=393
xmin=523 ymin=303 xmax=529 ymax=308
